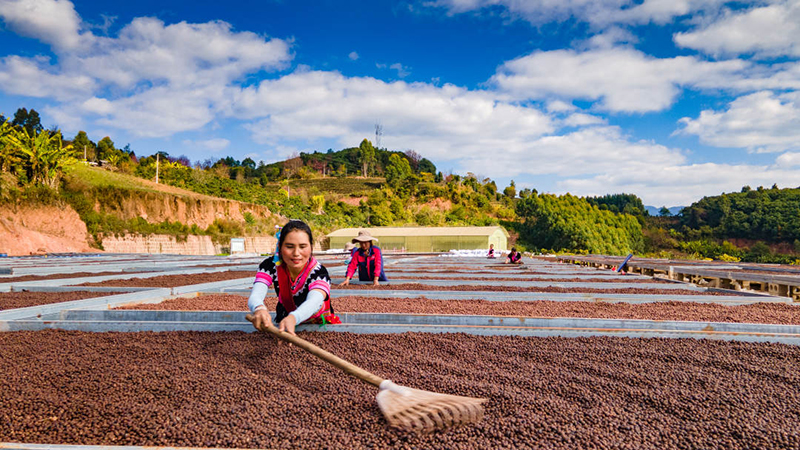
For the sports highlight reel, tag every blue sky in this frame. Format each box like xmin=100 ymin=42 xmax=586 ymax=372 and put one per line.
xmin=2 ymin=0 xmax=800 ymax=207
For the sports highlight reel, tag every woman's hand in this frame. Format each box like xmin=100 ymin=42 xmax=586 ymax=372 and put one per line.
xmin=279 ymin=315 xmax=297 ymax=335
xmin=373 ymin=278 xmax=380 ymax=286
xmin=339 ymin=278 xmax=350 ymax=286
xmin=249 ymin=308 xmax=274 ymax=331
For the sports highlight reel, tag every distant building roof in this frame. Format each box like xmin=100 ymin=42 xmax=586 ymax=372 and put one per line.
xmin=327 ymin=226 xmax=509 ymax=238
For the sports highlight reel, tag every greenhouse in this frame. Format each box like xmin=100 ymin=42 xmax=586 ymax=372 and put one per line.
xmin=327 ymin=226 xmax=509 ymax=252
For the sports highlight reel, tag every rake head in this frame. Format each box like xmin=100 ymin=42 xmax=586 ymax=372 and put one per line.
xmin=376 ymin=380 xmax=487 ymax=432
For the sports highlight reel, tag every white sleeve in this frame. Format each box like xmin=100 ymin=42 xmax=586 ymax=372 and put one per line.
xmin=247 ymin=282 xmax=271 ymax=313
xmin=289 ymin=289 xmax=326 ymax=324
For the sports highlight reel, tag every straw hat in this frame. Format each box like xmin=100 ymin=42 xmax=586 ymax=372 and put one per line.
xmin=352 ymin=230 xmax=379 ymax=243
xmin=344 ymin=242 xmax=356 ymax=252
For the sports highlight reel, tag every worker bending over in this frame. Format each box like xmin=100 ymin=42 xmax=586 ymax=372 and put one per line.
xmin=505 ymin=247 xmax=523 ymax=264
xmin=340 ymin=230 xmax=388 ymax=286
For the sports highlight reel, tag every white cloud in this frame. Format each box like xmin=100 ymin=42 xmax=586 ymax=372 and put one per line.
xmin=0 ymin=55 xmax=95 ymax=100
xmin=348 ymin=51 xmax=359 ymax=60
xmin=235 ymin=70 xmax=554 ymax=159
xmin=776 ymin=152 xmax=800 ymax=167
xmin=675 ymin=0 xmax=800 ymax=58
xmin=426 ymin=0 xmax=728 ymax=27
xmin=558 ymin=162 xmax=800 ymax=206
xmin=0 ymin=0 xmax=293 ymax=137
xmin=182 ymin=138 xmax=231 ymax=151
xmin=679 ymin=91 xmax=800 ymax=152
xmin=490 ymin=47 xmax=748 ymax=112
xmin=561 ymin=113 xmax=606 ymax=127
xmin=0 ymin=0 xmax=83 ymax=50
xmin=389 ymin=62 xmax=410 ymax=78
xmin=545 ymin=100 xmax=576 ymax=112
xmin=72 ymin=17 xmax=291 ymax=89
xmin=584 ymin=26 xmax=638 ymax=49
xmin=448 ymin=126 xmax=684 ymax=181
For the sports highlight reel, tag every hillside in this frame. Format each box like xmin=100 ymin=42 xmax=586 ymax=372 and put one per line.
xmin=4 ymin=115 xmax=797 ymax=261
xmin=0 ymin=164 xmax=281 ymax=255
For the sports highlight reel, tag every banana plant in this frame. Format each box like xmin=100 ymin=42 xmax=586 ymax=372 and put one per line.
xmin=4 ymin=127 xmax=77 ymax=189
xmin=0 ymin=120 xmax=21 ymax=173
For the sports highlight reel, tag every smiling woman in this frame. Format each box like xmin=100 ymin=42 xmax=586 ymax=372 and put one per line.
xmin=247 ymin=220 xmax=340 ymax=335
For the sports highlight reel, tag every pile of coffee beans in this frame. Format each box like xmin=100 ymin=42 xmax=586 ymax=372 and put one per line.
xmin=1 ymin=330 xmax=798 ymax=449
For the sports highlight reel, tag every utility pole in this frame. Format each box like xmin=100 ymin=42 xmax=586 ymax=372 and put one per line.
xmin=155 ymin=153 xmax=160 ymax=184
xmin=83 ymin=145 xmax=87 ymax=161
xmin=375 ymin=123 xmax=383 ymax=149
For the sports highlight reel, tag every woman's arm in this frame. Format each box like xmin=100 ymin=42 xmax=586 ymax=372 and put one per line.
xmin=247 ymin=281 xmax=273 ymax=330
xmin=341 ymin=251 xmax=358 ymax=285
xmin=247 ymin=282 xmax=270 ymax=313
xmin=281 ymin=289 xmax=326 ymax=335
xmin=372 ymin=247 xmax=382 ymax=285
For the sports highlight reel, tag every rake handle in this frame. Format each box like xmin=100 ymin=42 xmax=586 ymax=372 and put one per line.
xmin=246 ymin=314 xmax=385 ymax=388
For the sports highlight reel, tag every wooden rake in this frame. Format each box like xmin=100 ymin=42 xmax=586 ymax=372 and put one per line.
xmin=245 ymin=314 xmax=487 ymax=432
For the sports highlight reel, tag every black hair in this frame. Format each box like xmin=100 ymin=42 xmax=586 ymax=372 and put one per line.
xmin=277 ymin=220 xmax=314 ymax=261
xmin=511 ymin=247 xmax=517 ymax=252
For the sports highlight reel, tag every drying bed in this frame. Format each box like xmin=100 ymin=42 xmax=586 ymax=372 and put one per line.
xmin=407 ymin=276 xmax=671 ymax=283
xmin=0 ymin=291 xmax=123 ymax=311
xmin=332 ymin=283 xmax=731 ymax=296
xmin=0 ymin=272 xmax=131 ymax=283
xmin=1 ymin=330 xmax=797 ymax=450
xmin=117 ymin=294 xmax=800 ymax=325
xmin=77 ymin=271 xmax=253 ymax=288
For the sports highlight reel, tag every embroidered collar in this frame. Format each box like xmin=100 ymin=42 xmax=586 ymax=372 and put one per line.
xmin=287 ymin=256 xmax=317 ymax=295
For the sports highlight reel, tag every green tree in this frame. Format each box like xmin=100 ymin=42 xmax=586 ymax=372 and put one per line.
xmin=385 ymin=153 xmax=412 ymax=190
xmin=72 ymin=131 xmax=96 ymax=161
xmin=358 ymin=138 xmax=375 ymax=177
xmin=11 ymin=108 xmax=43 ymax=136
xmin=503 ymin=180 xmax=516 ymax=198
xmin=96 ymin=136 xmax=116 ymax=161
xmin=659 ymin=206 xmax=672 ymax=217
xmin=417 ymin=157 xmax=436 ymax=174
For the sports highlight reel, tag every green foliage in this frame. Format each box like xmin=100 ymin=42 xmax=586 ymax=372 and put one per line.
xmin=585 ymin=193 xmax=647 ymax=218
xmin=3 ymin=127 xmax=77 ymax=189
xmin=358 ymin=138 xmax=376 ymax=177
xmin=503 ymin=180 xmax=516 ymax=199
xmin=516 ymin=192 xmax=644 ymax=255
xmin=680 ymin=187 xmax=800 ymax=243
xmin=11 ymin=108 xmax=43 ymax=136
xmin=96 ymin=136 xmax=116 ymax=160
xmin=71 ymin=131 xmax=96 ymax=161
xmin=310 ymin=195 xmax=325 ymax=214
xmin=414 ymin=206 xmax=444 ymax=226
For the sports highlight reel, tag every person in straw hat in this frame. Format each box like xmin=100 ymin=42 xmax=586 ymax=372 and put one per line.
xmin=340 ymin=230 xmax=388 ymax=286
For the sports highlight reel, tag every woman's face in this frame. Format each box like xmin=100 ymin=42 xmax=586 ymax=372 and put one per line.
xmin=280 ymin=229 xmax=312 ymax=274
xmin=359 ymin=240 xmax=371 ymax=251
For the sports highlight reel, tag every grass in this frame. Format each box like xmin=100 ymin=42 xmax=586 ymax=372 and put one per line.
xmin=267 ymin=177 xmax=385 ymax=196
xmin=65 ymin=164 xmax=210 ymax=200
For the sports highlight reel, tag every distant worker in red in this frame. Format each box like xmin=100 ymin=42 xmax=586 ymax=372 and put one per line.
xmin=505 ymin=247 xmax=523 ymax=265
xmin=487 ymin=243 xmax=496 ymax=259
xmin=340 ymin=230 xmax=388 ymax=286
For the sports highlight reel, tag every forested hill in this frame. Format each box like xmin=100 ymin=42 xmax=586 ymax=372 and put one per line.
xmin=3 ymin=107 xmax=799 ymax=262
xmin=680 ymin=186 xmax=800 ymax=243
